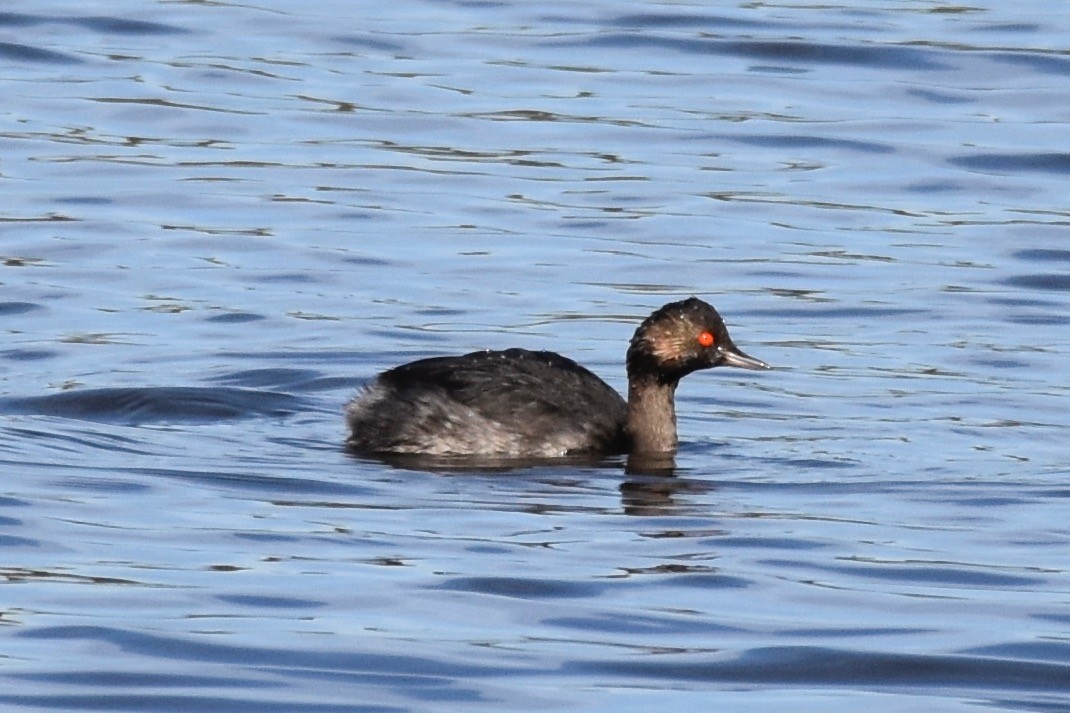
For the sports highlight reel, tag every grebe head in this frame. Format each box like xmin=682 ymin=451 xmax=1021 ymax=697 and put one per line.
xmin=626 ymin=297 xmax=768 ymax=384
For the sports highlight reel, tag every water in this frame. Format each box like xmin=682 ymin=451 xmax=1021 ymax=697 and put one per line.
xmin=2 ymin=1 xmax=1069 ymax=711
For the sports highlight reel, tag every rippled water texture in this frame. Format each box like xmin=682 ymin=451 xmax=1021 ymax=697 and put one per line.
xmin=2 ymin=2 xmax=1069 ymax=711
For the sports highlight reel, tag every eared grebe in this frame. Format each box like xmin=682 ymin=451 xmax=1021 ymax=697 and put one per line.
xmin=346 ymin=297 xmax=768 ymax=457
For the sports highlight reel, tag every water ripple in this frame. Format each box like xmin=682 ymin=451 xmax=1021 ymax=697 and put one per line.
xmin=12 ymin=625 xmax=516 ymax=701
xmin=433 ymin=576 xmax=605 ymax=600
xmin=550 ymin=35 xmax=948 ymax=70
xmin=0 ymin=11 xmax=189 ymax=35
xmin=949 ymin=153 xmax=1070 ymax=175
xmin=1 ymin=387 xmax=306 ymax=424
xmin=569 ymin=645 xmax=1070 ymax=691
xmin=0 ymin=41 xmax=81 ymax=64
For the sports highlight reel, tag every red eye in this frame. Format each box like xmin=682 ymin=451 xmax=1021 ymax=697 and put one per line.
xmin=697 ymin=331 xmax=715 ymax=348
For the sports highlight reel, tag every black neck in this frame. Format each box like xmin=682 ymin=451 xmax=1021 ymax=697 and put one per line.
xmin=626 ymin=376 xmax=678 ymax=453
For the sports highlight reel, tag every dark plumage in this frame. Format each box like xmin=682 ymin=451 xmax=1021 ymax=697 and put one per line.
xmin=346 ymin=297 xmax=768 ymax=457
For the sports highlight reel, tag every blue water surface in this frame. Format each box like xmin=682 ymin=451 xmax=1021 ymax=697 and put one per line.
xmin=2 ymin=1 xmax=1069 ymax=711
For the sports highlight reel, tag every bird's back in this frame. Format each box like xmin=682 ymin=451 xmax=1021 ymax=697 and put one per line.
xmin=345 ymin=348 xmax=628 ymax=457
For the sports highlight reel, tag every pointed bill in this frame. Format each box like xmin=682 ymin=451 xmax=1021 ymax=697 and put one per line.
xmin=719 ymin=346 xmax=770 ymax=370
